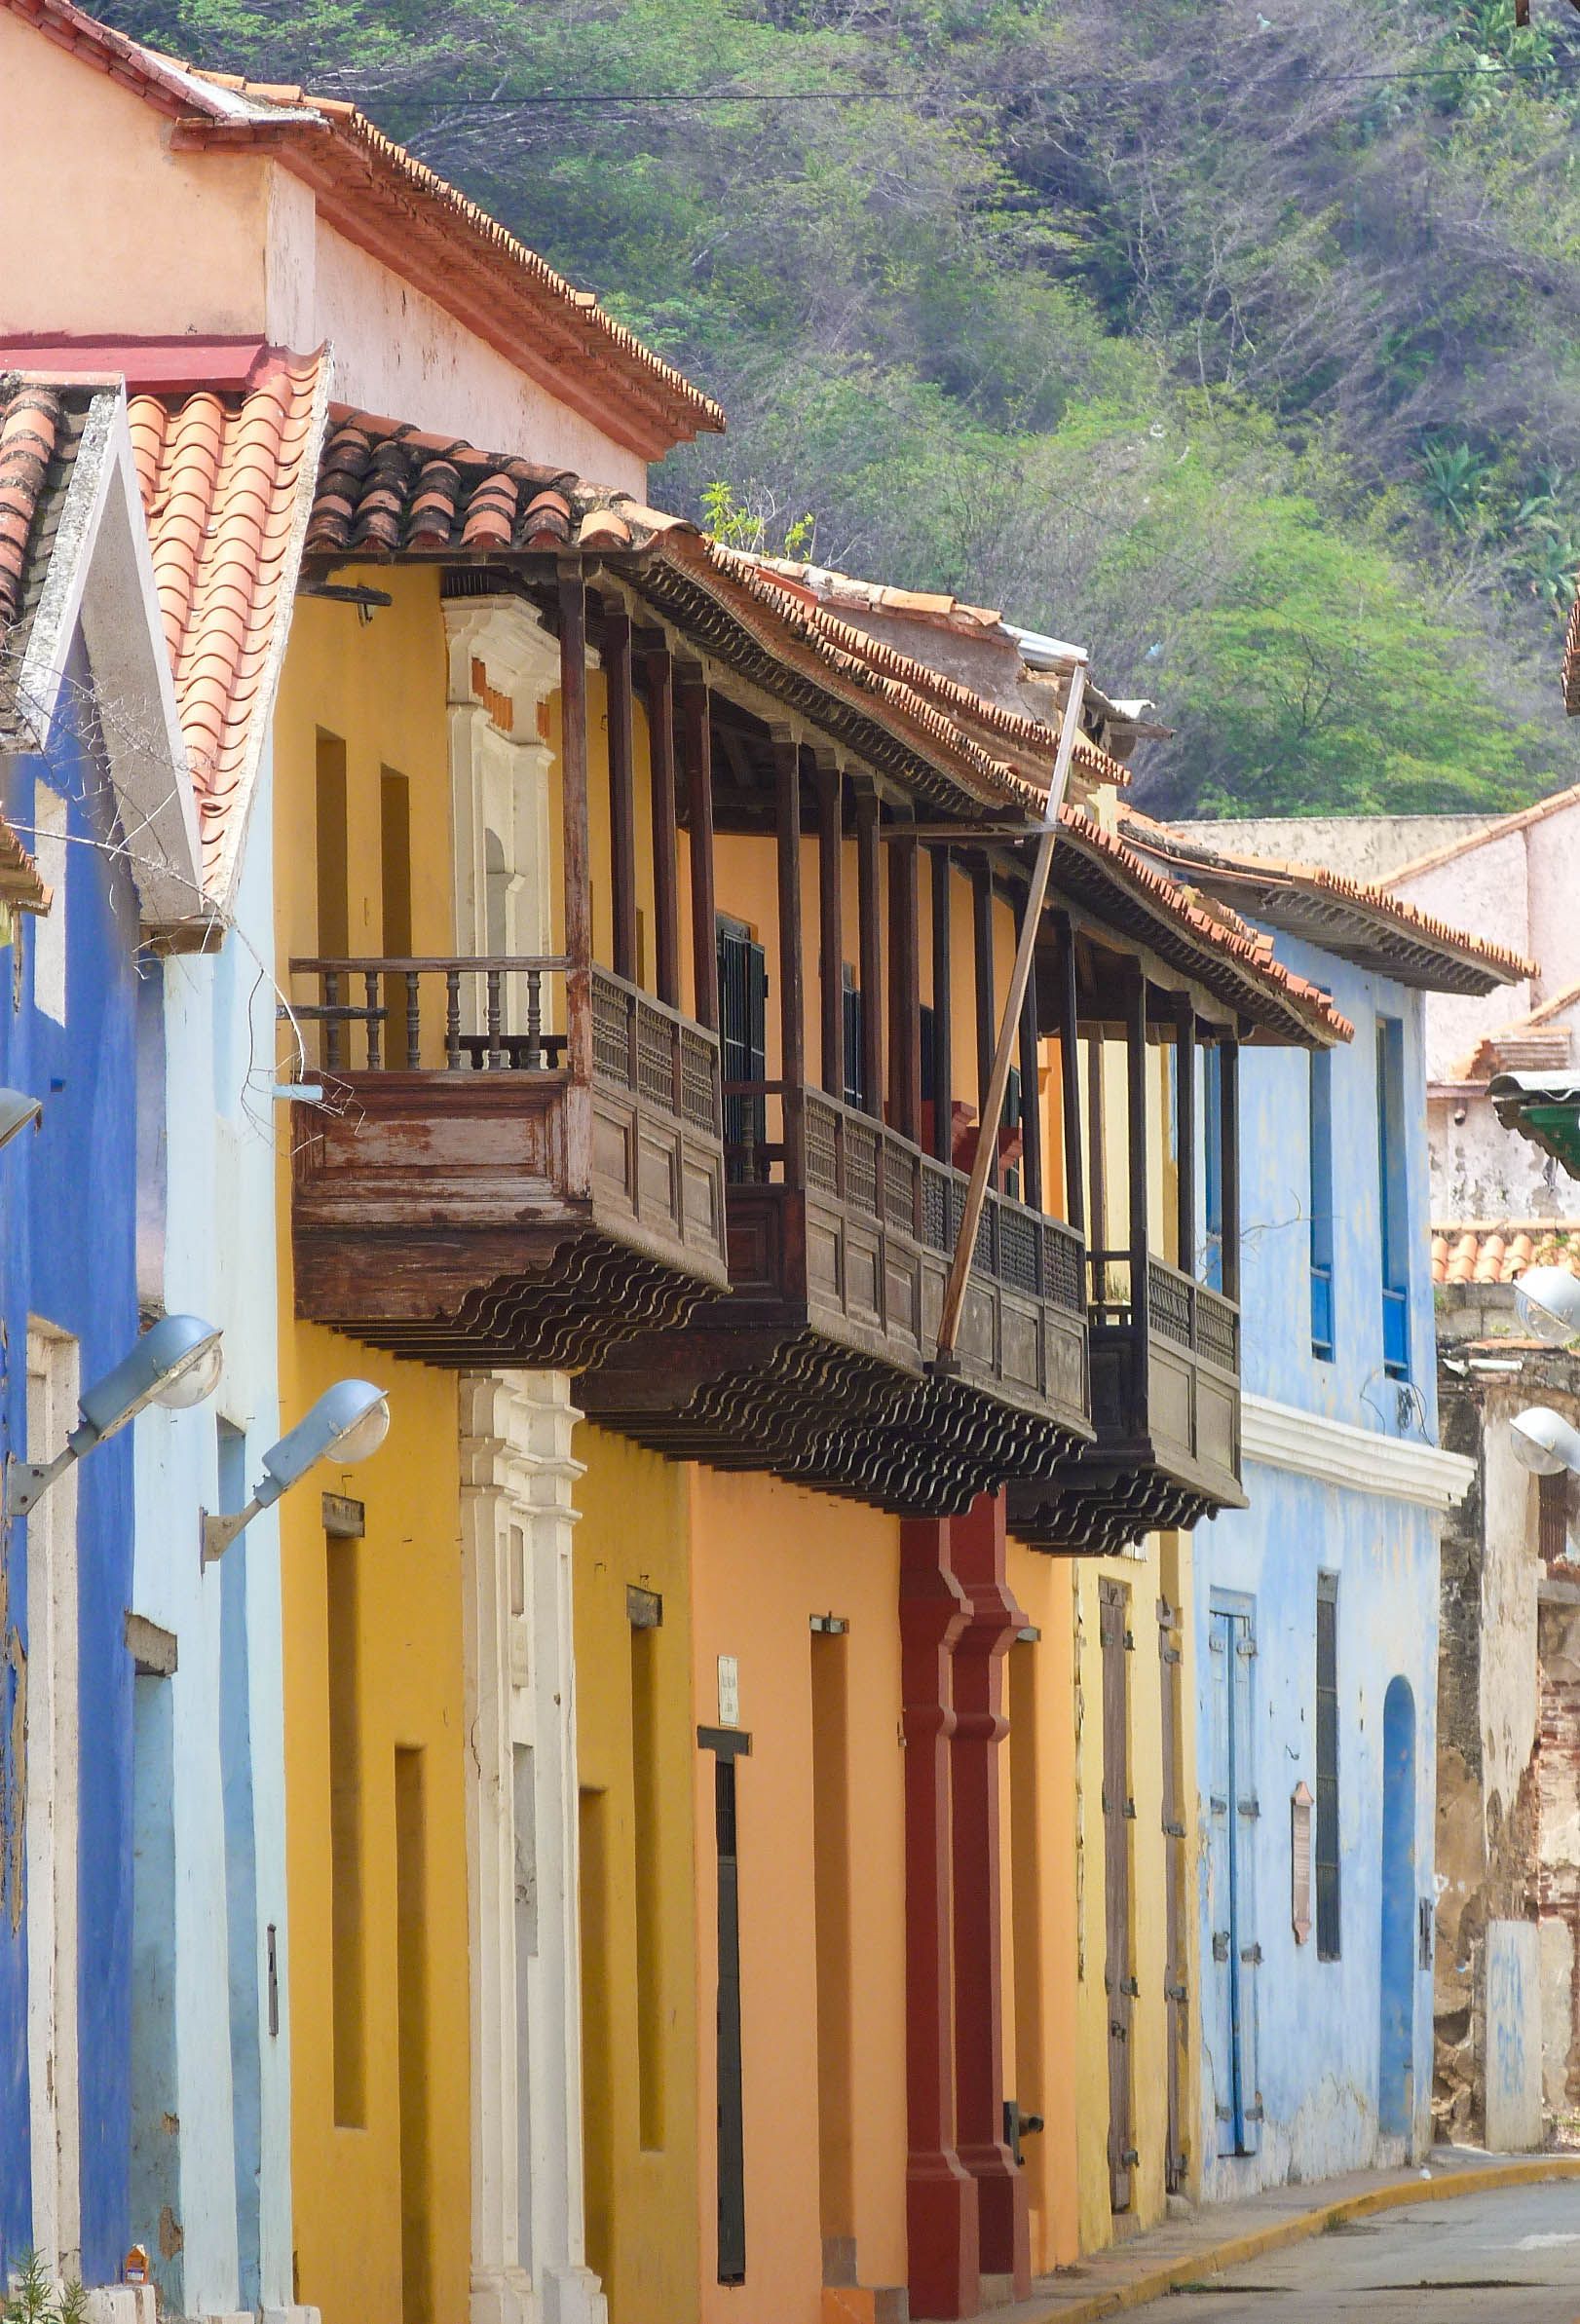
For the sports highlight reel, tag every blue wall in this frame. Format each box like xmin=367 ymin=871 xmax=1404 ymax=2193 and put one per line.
xmin=1193 ymin=934 xmax=1440 ymax=2195
xmin=0 ymin=648 xmax=141 ymax=2285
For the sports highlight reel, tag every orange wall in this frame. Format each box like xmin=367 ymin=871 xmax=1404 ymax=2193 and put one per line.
xmin=689 ymin=1467 xmax=909 ymax=2323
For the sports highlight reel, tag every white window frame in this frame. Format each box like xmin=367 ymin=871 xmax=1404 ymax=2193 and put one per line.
xmin=32 ymin=784 xmax=67 ymax=1026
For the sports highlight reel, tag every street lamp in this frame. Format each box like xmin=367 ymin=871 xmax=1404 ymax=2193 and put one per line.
xmin=1509 ymin=1406 xmax=1580 ymax=1478
xmin=1513 ymin=1266 xmax=1580 ymax=1348
xmin=202 ymin=1378 xmax=390 ymax=1565
xmin=6 ymin=1313 xmax=224 ymax=1518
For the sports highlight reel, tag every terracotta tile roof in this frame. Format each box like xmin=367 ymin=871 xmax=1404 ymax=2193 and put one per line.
xmin=1383 ymin=777 xmax=1580 ymax=886
xmin=126 ymin=350 xmax=328 ymax=897
xmin=1117 ymin=806 xmax=1534 ymax=994
xmin=751 ymin=556 xmax=1006 ymax=635
xmin=0 ymin=373 xmax=100 ymax=731
xmin=1449 ymin=980 xmax=1580 ymax=1083
xmin=1 ymin=0 xmax=723 ymax=463
xmin=1432 ymin=1222 xmax=1580 ymax=1287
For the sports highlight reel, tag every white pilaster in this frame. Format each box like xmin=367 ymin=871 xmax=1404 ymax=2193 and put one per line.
xmin=460 ymin=1372 xmax=605 ymax=2324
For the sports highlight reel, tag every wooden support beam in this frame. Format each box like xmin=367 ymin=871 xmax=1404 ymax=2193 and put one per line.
xmin=935 ymin=663 xmax=1087 ymax=1362
xmin=817 ymin=760 xmax=844 ymax=1096
xmin=772 ymin=730 xmax=806 ymax=1181
xmin=971 ymin=854 xmax=995 ymax=1118
xmin=1056 ymin=914 xmax=1084 ymax=1235
xmin=1017 ymin=896 xmax=1041 ymax=1214
xmin=1175 ymin=996 xmax=1195 ymax=1279
xmin=1221 ymin=1036 xmax=1241 ymax=1304
xmin=603 ymin=606 xmax=637 ymax=984
xmin=557 ymin=563 xmax=593 ymax=1093
xmin=890 ymin=812 xmax=922 ymax=1144
xmin=1087 ymin=1035 xmax=1106 ymax=1257
xmin=856 ymin=787 xmax=884 ymax=1120
xmin=930 ymin=846 xmax=954 ymax=1166
xmin=679 ymin=677 xmax=718 ymax=1032
xmin=1126 ymin=959 xmax=1150 ymax=1423
xmin=643 ymin=646 xmax=681 ymax=1008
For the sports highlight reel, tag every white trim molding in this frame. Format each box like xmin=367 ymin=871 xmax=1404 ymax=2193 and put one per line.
xmin=459 ymin=1371 xmax=605 ymax=2324
xmin=1241 ymin=1392 xmax=1475 ymax=1512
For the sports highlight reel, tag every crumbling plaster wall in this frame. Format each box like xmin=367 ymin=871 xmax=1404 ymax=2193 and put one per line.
xmin=1428 ymin=1093 xmax=1580 ymax=1225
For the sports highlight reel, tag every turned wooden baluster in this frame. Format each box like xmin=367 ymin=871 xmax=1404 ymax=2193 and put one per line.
xmin=486 ymin=968 xmax=505 ymax=1069
xmin=363 ymin=971 xmax=381 ymax=1070
xmin=324 ymin=968 xmax=342 ymax=1073
xmin=406 ymin=971 xmax=422 ymax=1068
xmin=445 ymin=969 xmax=462 ymax=1071
xmin=525 ymin=968 xmax=543 ymax=1069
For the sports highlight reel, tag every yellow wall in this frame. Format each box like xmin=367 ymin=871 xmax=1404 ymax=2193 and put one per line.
xmin=573 ymin=1424 xmax=701 ymax=2324
xmin=273 ymin=571 xmax=471 ymax=2324
xmin=690 ymin=1469 xmax=909 ymax=2324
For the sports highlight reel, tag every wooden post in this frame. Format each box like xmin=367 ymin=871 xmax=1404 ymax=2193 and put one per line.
xmin=1221 ymin=1035 xmax=1241 ymax=1306
xmin=557 ymin=561 xmax=593 ymax=1091
xmin=1126 ymin=960 xmax=1150 ymax=1423
xmin=1057 ymin=914 xmax=1084 ymax=1235
xmin=817 ymin=759 xmax=844 ymax=1097
xmin=930 ymin=846 xmax=954 ymax=1166
xmin=603 ymin=605 xmax=637 ymax=985
xmin=773 ymin=730 xmax=806 ymax=1183
xmin=1017 ymin=894 xmax=1041 ymax=1214
xmin=679 ymin=676 xmax=718 ymax=1033
xmin=890 ymin=811 xmax=922 ymax=1144
xmin=1175 ymin=996 xmax=1196 ymax=1279
xmin=934 ymin=664 xmax=1087 ymax=1361
xmin=643 ymin=645 xmax=681 ymax=1008
xmin=971 ymin=855 xmax=995 ymax=1120
xmin=856 ymin=787 xmax=884 ymax=1119
xmin=1087 ymin=1035 xmax=1106 ymax=1258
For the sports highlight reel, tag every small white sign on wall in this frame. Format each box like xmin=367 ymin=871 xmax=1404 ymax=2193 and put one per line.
xmin=717 ymin=1654 xmax=739 ymax=1729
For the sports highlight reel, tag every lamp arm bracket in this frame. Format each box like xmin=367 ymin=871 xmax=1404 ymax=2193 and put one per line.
xmin=202 ymin=1496 xmax=262 ymax=1569
xmin=6 ymin=1445 xmax=76 ymax=1519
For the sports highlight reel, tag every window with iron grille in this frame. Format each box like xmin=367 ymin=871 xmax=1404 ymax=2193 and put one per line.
xmin=1309 ymin=1047 xmax=1335 ymax=1360
xmin=1541 ymin=1468 xmax=1569 ymax=1566
xmin=717 ymin=918 xmax=767 ymax=1177
xmin=1376 ymin=1018 xmax=1410 ymax=1379
xmin=1315 ymin=1573 xmax=1340 ymax=1960
xmin=842 ymin=964 xmax=864 ymax=1110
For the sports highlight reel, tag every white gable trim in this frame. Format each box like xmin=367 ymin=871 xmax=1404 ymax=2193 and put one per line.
xmin=17 ymin=387 xmax=204 ymax=929
xmin=1241 ymin=1391 xmax=1474 ymax=1512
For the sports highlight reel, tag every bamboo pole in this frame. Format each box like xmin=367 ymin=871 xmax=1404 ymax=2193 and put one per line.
xmin=934 ymin=661 xmax=1087 ymax=1363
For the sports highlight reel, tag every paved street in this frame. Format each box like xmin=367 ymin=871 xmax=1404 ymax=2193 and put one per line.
xmin=1124 ymin=2181 xmax=1580 ymax=2319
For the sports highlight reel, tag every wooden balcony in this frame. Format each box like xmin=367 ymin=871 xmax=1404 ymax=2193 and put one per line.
xmin=287 ymin=957 xmax=729 ymax=1369
xmin=580 ymin=1084 xmax=1092 ymax=1515
xmin=1007 ymin=1252 xmax=1245 ymax=1555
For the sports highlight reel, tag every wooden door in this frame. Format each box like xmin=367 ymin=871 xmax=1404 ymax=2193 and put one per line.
xmin=1159 ymin=1594 xmax=1187 ymax=2193
xmin=1100 ymin=1579 xmax=1135 ymax=2212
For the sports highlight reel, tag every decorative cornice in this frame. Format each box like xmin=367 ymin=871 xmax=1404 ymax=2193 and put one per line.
xmin=1240 ymin=1392 xmax=1474 ymax=1512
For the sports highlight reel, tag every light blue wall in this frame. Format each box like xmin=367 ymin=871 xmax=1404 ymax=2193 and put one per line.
xmin=130 ymin=739 xmax=295 ymax=2314
xmin=1193 ymin=934 xmax=1439 ymax=2198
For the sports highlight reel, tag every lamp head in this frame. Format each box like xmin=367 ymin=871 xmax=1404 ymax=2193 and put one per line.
xmin=1510 ymin=1405 xmax=1580 ymax=1479
xmin=73 ymin=1314 xmax=223 ymax=1449
xmin=0 ymin=1087 xmax=42 ymax=1149
xmin=1514 ymin=1266 xmax=1580 ymax=1348
xmin=255 ymin=1379 xmax=389 ymax=1507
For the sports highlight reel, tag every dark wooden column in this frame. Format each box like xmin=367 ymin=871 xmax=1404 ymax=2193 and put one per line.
xmin=817 ymin=759 xmax=844 ymax=1097
xmin=1056 ymin=914 xmax=1084 ymax=1235
xmin=889 ymin=812 xmax=922 ymax=1144
xmin=772 ymin=730 xmax=806 ymax=1182
xmin=1221 ymin=1034 xmax=1241 ymax=1304
xmin=602 ymin=605 xmax=638 ymax=984
xmin=856 ymin=787 xmax=884 ymax=1118
xmin=642 ymin=642 xmax=681 ymax=1008
xmin=557 ymin=561 xmax=593 ymax=1093
xmin=971 ymin=855 xmax=995 ymax=1117
xmin=930 ymin=846 xmax=954 ymax=1165
xmin=1126 ymin=963 xmax=1150 ymax=1423
xmin=950 ymin=1492 xmax=1032 ymax=2300
xmin=1087 ymin=1034 xmax=1106 ymax=1257
xmin=1016 ymin=894 xmax=1042 ymax=1214
xmin=678 ymin=676 xmax=718 ymax=1032
xmin=900 ymin=1517 xmax=979 ymax=2319
xmin=1175 ymin=996 xmax=1196 ymax=1278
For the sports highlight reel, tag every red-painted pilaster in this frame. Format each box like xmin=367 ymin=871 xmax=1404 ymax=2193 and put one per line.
xmin=900 ymin=1517 xmax=979 ymax=2319
xmin=949 ymin=1491 xmax=1031 ymax=2298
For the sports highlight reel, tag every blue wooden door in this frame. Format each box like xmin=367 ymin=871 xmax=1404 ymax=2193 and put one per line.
xmin=1207 ymin=1605 xmax=1260 ymax=2155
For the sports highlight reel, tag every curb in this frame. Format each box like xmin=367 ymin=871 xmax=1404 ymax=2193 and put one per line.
xmin=1027 ymin=2154 xmax=1580 ymax=2322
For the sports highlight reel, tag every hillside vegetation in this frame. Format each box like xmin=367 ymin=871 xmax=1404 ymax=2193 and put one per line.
xmin=102 ymin=0 xmax=1580 ymax=816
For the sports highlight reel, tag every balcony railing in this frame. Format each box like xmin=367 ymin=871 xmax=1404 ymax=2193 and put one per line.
xmin=285 ymin=956 xmax=728 ymax=1365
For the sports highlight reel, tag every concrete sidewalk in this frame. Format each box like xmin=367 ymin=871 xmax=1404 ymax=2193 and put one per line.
xmin=954 ymin=2146 xmax=1580 ymax=2324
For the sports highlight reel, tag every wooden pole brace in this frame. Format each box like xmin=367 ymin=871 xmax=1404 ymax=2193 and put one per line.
xmin=934 ymin=661 xmax=1088 ymax=1366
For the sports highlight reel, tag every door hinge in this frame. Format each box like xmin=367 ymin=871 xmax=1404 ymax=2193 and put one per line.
xmin=1122 ymin=1975 xmax=1141 ymax=1998
xmin=1163 ymin=1818 xmax=1186 ymax=1839
xmin=1123 ymin=1798 xmax=1138 ymax=1820
xmin=1210 ymin=1794 xmax=1228 ymax=1815
xmin=1245 ymin=2103 xmax=1264 ymax=2123
xmin=1212 ymin=1931 xmax=1230 ymax=1963
xmin=1109 ymin=2021 xmax=1129 ymax=2042
xmin=1121 ymin=2147 xmax=1140 ymax=2166
xmin=1238 ymin=1795 xmax=1260 ymax=1819
xmin=1124 ymin=1629 xmax=1136 ymax=1651
xmin=1215 ymin=2104 xmax=1234 ymax=2122
xmin=1209 ymin=1631 xmax=1226 ymax=1653
xmin=1237 ymin=1636 xmax=1258 ymax=1658
xmin=1240 ymin=1943 xmax=1263 ymax=1967
xmin=1161 ymin=1644 xmax=1182 ymax=1665
xmin=1167 ymin=1980 xmax=1189 ymax=2003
